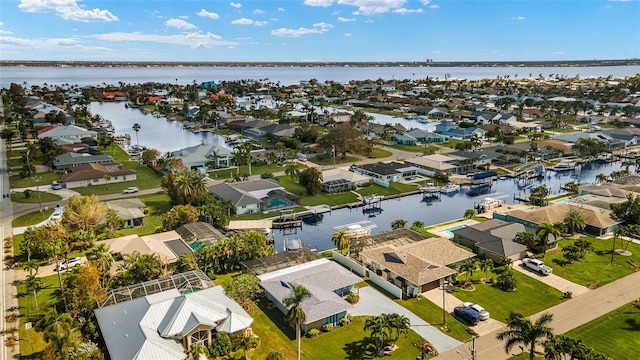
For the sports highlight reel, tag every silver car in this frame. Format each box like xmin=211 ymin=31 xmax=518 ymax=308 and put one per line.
xmin=463 ymin=302 xmax=490 ymax=321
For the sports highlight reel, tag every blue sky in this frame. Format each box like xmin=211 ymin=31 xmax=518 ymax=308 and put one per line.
xmin=0 ymin=0 xmax=638 ymax=62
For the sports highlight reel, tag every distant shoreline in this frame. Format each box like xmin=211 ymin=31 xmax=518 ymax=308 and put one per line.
xmin=1 ymin=59 xmax=639 ymax=68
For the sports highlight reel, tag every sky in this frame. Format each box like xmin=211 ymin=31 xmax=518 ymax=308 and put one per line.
xmin=0 ymin=0 xmax=639 ymax=62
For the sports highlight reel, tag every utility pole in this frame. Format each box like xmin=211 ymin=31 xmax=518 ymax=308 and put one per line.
xmin=332 ymin=145 xmax=336 ymax=169
xmin=470 ymin=336 xmax=476 ymax=360
xmin=442 ymin=279 xmax=446 ymax=325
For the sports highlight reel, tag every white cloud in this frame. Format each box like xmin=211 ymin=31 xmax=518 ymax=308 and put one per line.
xmin=92 ymin=31 xmax=237 ymax=49
xmin=337 ymin=17 xmax=356 ymax=22
xmin=165 ymin=18 xmax=197 ymax=29
xmin=0 ymin=35 xmax=111 ymax=51
xmin=271 ymin=22 xmax=333 ymax=37
xmin=338 ymin=0 xmax=408 ymax=15
xmin=393 ymin=8 xmax=423 ymax=14
xmin=278 ymin=7 xmax=285 ymax=11
xmin=197 ymin=9 xmax=220 ymax=20
xmin=511 ymin=16 xmax=525 ymax=20
xmin=0 ymin=22 xmax=9 ymax=34
xmin=304 ymin=0 xmax=334 ymax=6
xmin=553 ymin=51 xmax=565 ymax=55
xmin=253 ymin=9 xmax=264 ymax=14
xmin=429 ymin=5 xmax=439 ymax=9
xmin=230 ymin=2 xmax=242 ymax=8
xmin=345 ymin=33 xmax=352 ymax=36
xmin=18 ymin=0 xmax=118 ymax=22
xmin=231 ymin=18 xmax=267 ymax=26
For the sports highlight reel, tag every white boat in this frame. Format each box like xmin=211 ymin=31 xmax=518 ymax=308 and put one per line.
xmin=440 ymin=183 xmax=461 ymax=193
xmin=363 ymin=193 xmax=384 ymax=204
xmin=597 ymin=153 xmax=613 ymax=161
xmin=345 ymin=224 xmax=372 ymax=239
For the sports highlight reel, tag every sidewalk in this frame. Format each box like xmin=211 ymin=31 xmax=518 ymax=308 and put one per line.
xmin=512 ymin=260 xmax=590 ymax=296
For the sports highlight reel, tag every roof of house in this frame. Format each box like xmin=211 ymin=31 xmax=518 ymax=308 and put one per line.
xmin=106 ymin=198 xmax=146 ymax=221
xmin=60 ymin=162 xmax=136 ymax=183
xmin=322 ymin=167 xmax=372 ymax=184
xmin=95 ymin=285 xmax=252 ymax=360
xmin=37 ymin=125 xmax=96 ymax=139
xmin=360 ymin=237 xmax=475 ymax=286
xmin=169 ymin=143 xmax=233 ymax=167
xmin=404 ymin=154 xmax=458 ymax=171
xmin=505 ymin=204 xmax=620 ymax=229
xmin=357 ymin=162 xmax=410 ymax=176
xmin=175 ymin=222 xmax=226 ymax=244
xmin=208 ymin=183 xmax=262 ymax=208
xmin=230 ymin=178 xmax=281 ymax=192
xmin=452 ymin=219 xmax=528 ymax=257
xmin=54 ymin=152 xmax=115 ymax=167
xmin=579 ymin=183 xmax=631 ymax=198
xmin=259 ymin=258 xmax=360 ymax=325
xmin=102 ymin=231 xmax=192 ymax=264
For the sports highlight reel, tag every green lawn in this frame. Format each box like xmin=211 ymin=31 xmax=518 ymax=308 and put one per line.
xmin=115 ymin=193 xmax=173 ymax=236
xmin=356 ymin=182 xmax=418 ymax=197
xmin=252 ymin=298 xmax=427 ymax=360
xmin=544 ymin=236 xmax=640 ymax=287
xmin=396 ymin=297 xmax=473 ymax=342
xmin=9 ymin=172 xmax=61 ymax=189
xmin=73 ymin=163 xmax=162 ymax=196
xmin=565 ymin=301 xmax=640 ymax=360
xmin=310 ymin=155 xmax=361 ymax=167
xmin=276 ymin=175 xmax=360 ymax=206
xmin=17 ymin=274 xmax=63 ymax=357
xmin=10 ymin=191 xmax=61 ymax=203
xmin=368 ymin=148 xmax=393 ymax=159
xmin=209 ymin=162 xmax=306 ymax=180
xmin=11 ymin=209 xmax=54 ymax=228
xmin=451 ymin=270 xmax=564 ymax=322
xmin=389 ymin=144 xmax=439 ymax=155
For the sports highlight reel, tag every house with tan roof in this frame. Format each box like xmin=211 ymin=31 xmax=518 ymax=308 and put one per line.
xmin=404 ymin=154 xmax=471 ymax=175
xmin=360 ymin=237 xmax=475 ymax=295
xmin=494 ymin=203 xmax=622 ymax=236
xmin=106 ymin=199 xmax=146 ymax=228
xmin=321 ymin=167 xmax=372 ymax=193
xmin=101 ymin=230 xmax=192 ymax=268
xmin=60 ymin=162 xmax=136 ymax=188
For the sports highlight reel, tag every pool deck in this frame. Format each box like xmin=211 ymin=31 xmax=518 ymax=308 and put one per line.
xmin=429 ymin=219 xmax=480 ymax=239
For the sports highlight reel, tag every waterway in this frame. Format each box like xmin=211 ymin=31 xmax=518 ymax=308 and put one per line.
xmin=2 ymin=65 xmax=638 ymax=88
xmin=270 ymin=160 xmax=624 ymax=253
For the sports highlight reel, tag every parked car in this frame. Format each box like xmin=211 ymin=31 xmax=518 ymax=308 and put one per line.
xmin=463 ymin=302 xmax=490 ymax=321
xmin=522 ymin=258 xmax=553 ymax=275
xmin=56 ymin=257 xmax=83 ymax=271
xmin=51 ymin=181 xmax=65 ymax=190
xmin=122 ymin=186 xmax=139 ymax=194
xmin=453 ymin=306 xmax=479 ymax=325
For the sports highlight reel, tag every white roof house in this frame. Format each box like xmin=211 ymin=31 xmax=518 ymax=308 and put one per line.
xmin=95 ymin=285 xmax=253 ymax=360
xmin=169 ymin=142 xmax=233 ymax=170
xmin=37 ymin=125 xmax=98 ymax=145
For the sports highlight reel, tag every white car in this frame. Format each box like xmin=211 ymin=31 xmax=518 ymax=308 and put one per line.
xmin=522 ymin=258 xmax=553 ymax=275
xmin=463 ymin=302 xmax=490 ymax=321
xmin=57 ymin=257 xmax=83 ymax=271
xmin=122 ymin=186 xmax=139 ymax=194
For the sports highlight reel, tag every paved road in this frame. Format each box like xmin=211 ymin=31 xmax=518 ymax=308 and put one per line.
xmin=435 ymin=270 xmax=640 ymax=359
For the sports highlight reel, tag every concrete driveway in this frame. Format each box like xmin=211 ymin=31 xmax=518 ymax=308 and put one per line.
xmin=513 ymin=259 xmax=590 ymax=296
xmin=351 ymin=286 xmax=462 ymax=354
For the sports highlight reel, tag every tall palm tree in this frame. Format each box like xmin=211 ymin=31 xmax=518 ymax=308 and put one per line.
xmin=595 ymin=173 xmax=608 ymax=185
xmin=460 ymin=258 xmax=477 ymax=282
xmin=89 ymin=243 xmax=113 ymax=284
xmin=515 ymin=231 xmax=536 ymax=248
xmin=174 ymin=169 xmax=208 ymax=205
xmin=331 ymin=229 xmax=351 ymax=255
xmin=563 ymin=210 xmax=586 ymax=235
xmin=496 ymin=311 xmax=554 ymax=360
xmin=284 ymin=162 xmax=300 ymax=183
xmin=386 ymin=313 xmax=410 ymax=346
xmin=25 ymin=274 xmax=44 ymax=309
xmin=364 ymin=315 xmax=391 ymax=357
xmin=391 ymin=219 xmax=407 ymax=230
xmin=480 ymin=259 xmax=494 ymax=280
xmin=132 ymin=123 xmax=141 ymax=149
xmin=283 ymin=283 xmax=311 ymax=360
xmin=536 ymin=222 xmax=561 ymax=258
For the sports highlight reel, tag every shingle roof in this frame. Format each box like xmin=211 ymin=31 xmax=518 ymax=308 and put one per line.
xmin=506 ymin=204 xmax=620 ymax=228
xmin=60 ymin=162 xmax=136 ymax=182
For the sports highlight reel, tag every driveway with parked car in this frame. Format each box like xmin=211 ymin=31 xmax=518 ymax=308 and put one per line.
xmin=513 ymin=260 xmax=590 ymax=296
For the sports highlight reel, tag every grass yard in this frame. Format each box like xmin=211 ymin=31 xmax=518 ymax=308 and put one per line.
xmin=368 ymin=148 xmax=393 ymax=159
xmin=310 ymin=155 xmax=361 ymax=167
xmin=276 ymin=175 xmax=360 ymax=206
xmin=252 ymin=298 xmax=426 ymax=360
xmin=565 ymin=301 xmax=640 ymax=360
xmin=208 ymin=162 xmax=306 ymax=181
xmin=544 ymin=236 xmax=640 ymax=287
xmin=115 ymin=193 xmax=173 ymax=237
xmin=451 ymin=270 xmax=564 ymax=322
xmin=73 ymin=163 xmax=162 ymax=196
xmin=9 ymin=172 xmax=61 ymax=189
xmin=17 ymin=274 xmax=63 ymax=357
xmin=356 ymin=182 xmax=418 ymax=197
xmin=11 ymin=209 xmax=54 ymax=228
xmin=389 ymin=144 xmax=439 ymax=155
xmin=10 ymin=191 xmax=61 ymax=203
xmin=396 ymin=297 xmax=472 ymax=342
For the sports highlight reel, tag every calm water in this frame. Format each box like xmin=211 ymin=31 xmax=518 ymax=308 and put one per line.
xmin=2 ymin=65 xmax=639 ymax=88
xmin=271 ymin=160 xmax=624 ymax=252
xmin=87 ymin=102 xmax=231 ymax=154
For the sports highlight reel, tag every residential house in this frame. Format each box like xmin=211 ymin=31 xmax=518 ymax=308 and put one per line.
xmin=106 ymin=198 xmax=146 ymax=228
xmin=404 ymin=154 xmax=470 ymax=175
xmin=451 ymin=219 xmax=529 ymax=262
xmin=350 ymin=162 xmax=419 ymax=183
xmin=208 ymin=179 xmax=299 ymax=215
xmin=360 ymin=236 xmax=475 ymax=296
xmin=494 ymin=203 xmax=622 ymax=237
xmin=37 ymin=125 xmax=98 ymax=145
xmin=448 ymin=150 xmax=501 ymax=168
xmin=53 ymin=152 xmax=114 ymax=171
xmin=602 ymin=128 xmax=639 ymax=147
xmin=169 ymin=142 xmax=234 ymax=170
xmin=102 ymin=230 xmax=192 ymax=265
xmin=102 ymin=91 xmax=127 ymax=101
xmin=95 ymin=272 xmax=253 ymax=360
xmin=259 ymin=258 xmax=361 ymax=333
xmin=473 ymin=111 xmax=502 ymax=124
xmin=392 ymin=133 xmax=417 ymax=145
xmin=555 ymin=132 xmax=626 ymax=150
xmin=60 ymin=162 xmax=136 ymax=188
xmin=405 ymin=128 xmax=446 ymax=143
xmin=321 ymin=167 xmax=372 ymax=194
xmin=176 ymin=222 xmax=226 ymax=247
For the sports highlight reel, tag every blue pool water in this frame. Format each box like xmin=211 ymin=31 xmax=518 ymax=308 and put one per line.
xmin=443 ymin=225 xmax=468 ymax=238
xmin=267 ymin=197 xmax=292 ymax=210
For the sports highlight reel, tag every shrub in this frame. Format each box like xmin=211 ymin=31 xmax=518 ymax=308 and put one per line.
xmin=260 ymin=172 xmax=274 ymax=179
xmin=266 ymin=351 xmax=284 ymax=360
xmin=143 ymin=207 xmax=150 ymax=214
xmin=23 ymin=189 xmax=32 ymax=199
xmin=346 ymin=293 xmax=359 ymax=304
xmin=322 ymin=323 xmax=333 ymax=332
xmin=307 ymin=328 xmax=320 ymax=338
xmin=209 ymin=332 xmax=232 ymax=357
xmin=154 ymin=226 xmax=164 ymax=233
xmin=496 ymin=271 xmax=517 ymax=291
xmin=339 ymin=316 xmax=352 ymax=326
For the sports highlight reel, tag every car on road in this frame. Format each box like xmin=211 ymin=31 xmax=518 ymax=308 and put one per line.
xmin=463 ymin=302 xmax=490 ymax=321
xmin=51 ymin=181 xmax=65 ymax=190
xmin=122 ymin=186 xmax=139 ymax=194
xmin=522 ymin=258 xmax=553 ymax=275
xmin=56 ymin=257 xmax=83 ymax=271
xmin=453 ymin=305 xmax=479 ymax=326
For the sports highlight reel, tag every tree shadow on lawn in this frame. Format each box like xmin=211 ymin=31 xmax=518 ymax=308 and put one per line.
xmin=343 ymin=336 xmax=377 ymax=360
xmin=256 ymin=298 xmax=296 ymax=340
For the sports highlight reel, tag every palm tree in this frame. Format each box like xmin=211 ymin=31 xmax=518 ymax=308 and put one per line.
xmin=89 ymin=243 xmax=113 ymax=285
xmin=391 ymin=219 xmax=407 ymax=230
xmin=132 ymin=123 xmax=141 ymax=149
xmin=283 ymin=283 xmax=311 ymax=360
xmin=284 ymin=162 xmax=300 ymax=182
xmin=573 ymin=239 xmax=594 ymax=258
xmin=386 ymin=313 xmax=410 ymax=346
xmin=364 ymin=315 xmax=391 ymax=357
xmin=236 ymin=333 xmax=259 ymax=360
xmin=174 ymin=169 xmax=208 ymax=205
xmin=480 ymin=259 xmax=494 ymax=281
xmin=25 ymin=274 xmax=44 ymax=309
xmin=103 ymin=174 xmax=111 ymax=189
xmin=496 ymin=311 xmax=554 ymax=360
xmin=536 ymin=222 xmax=561 ymax=258
xmin=460 ymin=258 xmax=477 ymax=283
xmin=23 ymin=259 xmax=40 ymax=276
xmin=595 ymin=173 xmax=608 ymax=185
xmin=563 ymin=210 xmax=586 ymax=235
xmin=464 ymin=209 xmax=476 ymax=219
xmin=331 ymin=229 xmax=351 ymax=255
xmin=515 ymin=231 xmax=536 ymax=248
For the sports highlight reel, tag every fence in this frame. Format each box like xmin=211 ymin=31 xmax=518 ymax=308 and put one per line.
xmin=372 ymin=177 xmax=390 ymax=188
xmin=332 ymin=252 xmax=403 ymax=299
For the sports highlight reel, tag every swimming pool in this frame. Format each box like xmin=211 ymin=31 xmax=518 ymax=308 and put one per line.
xmin=267 ymin=197 xmax=293 ymax=210
xmin=442 ymin=224 xmax=468 ymax=238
